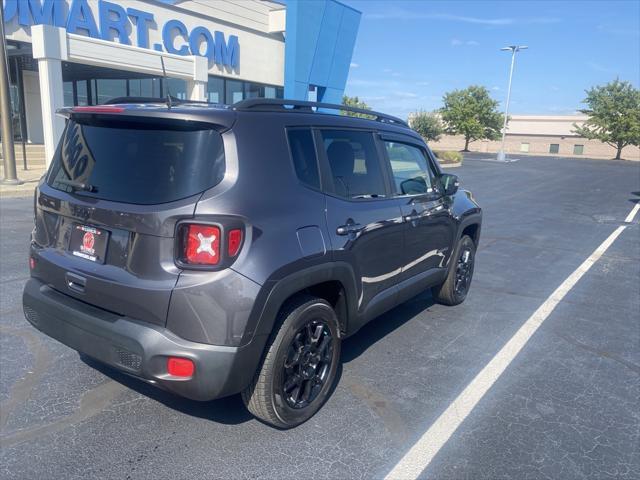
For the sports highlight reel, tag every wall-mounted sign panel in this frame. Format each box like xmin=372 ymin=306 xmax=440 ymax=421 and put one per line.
xmin=3 ymin=0 xmax=284 ymax=85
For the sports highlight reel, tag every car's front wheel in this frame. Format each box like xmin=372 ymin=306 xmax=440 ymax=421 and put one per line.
xmin=242 ymin=295 xmax=341 ymax=428
xmin=432 ymin=235 xmax=476 ymax=306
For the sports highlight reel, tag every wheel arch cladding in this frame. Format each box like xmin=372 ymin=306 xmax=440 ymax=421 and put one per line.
xmin=247 ymin=262 xmax=358 ymax=343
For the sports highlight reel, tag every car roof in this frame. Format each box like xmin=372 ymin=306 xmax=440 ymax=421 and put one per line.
xmin=56 ymin=98 xmax=420 ymax=140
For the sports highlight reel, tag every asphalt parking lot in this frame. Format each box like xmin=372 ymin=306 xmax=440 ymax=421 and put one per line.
xmin=1 ymin=154 xmax=639 ymax=479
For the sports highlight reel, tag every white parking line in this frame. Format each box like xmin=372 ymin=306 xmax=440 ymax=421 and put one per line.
xmin=625 ymin=203 xmax=640 ymax=223
xmin=384 ymin=203 xmax=640 ymax=480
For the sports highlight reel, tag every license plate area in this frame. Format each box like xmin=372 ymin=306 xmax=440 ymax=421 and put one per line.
xmin=69 ymin=224 xmax=110 ymax=263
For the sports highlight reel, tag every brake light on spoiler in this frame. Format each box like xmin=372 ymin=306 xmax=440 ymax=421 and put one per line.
xmin=71 ymin=106 xmax=125 ymax=113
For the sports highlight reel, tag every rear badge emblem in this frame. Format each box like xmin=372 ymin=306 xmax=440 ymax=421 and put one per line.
xmin=82 ymin=232 xmax=95 ymax=255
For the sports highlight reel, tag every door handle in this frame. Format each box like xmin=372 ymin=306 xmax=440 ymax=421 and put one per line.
xmin=66 ymin=272 xmax=86 ymax=294
xmin=336 ymin=223 xmax=362 ymax=236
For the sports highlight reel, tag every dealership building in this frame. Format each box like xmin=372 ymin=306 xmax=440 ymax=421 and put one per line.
xmin=430 ymin=115 xmax=640 ymax=160
xmin=2 ymin=0 xmax=361 ymax=164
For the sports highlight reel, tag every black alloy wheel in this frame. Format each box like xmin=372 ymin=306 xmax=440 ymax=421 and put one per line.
xmin=242 ymin=295 xmax=341 ymax=428
xmin=454 ymin=246 xmax=474 ymax=296
xmin=281 ymin=319 xmax=334 ymax=409
xmin=432 ymin=234 xmax=476 ymax=306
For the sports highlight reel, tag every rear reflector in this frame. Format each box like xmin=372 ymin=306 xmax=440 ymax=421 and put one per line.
xmin=72 ymin=106 xmax=125 ymax=113
xmin=29 ymin=257 xmax=36 ymax=270
xmin=167 ymin=357 xmax=195 ymax=377
xmin=227 ymin=229 xmax=243 ymax=257
xmin=184 ymin=224 xmax=220 ymax=265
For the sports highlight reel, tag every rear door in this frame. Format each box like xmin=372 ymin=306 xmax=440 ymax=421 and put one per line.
xmin=380 ymin=137 xmax=455 ymax=282
xmin=31 ymin=114 xmax=226 ymax=326
xmin=318 ymin=129 xmax=405 ymax=318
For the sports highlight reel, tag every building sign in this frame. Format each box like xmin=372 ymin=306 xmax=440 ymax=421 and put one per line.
xmin=3 ymin=0 xmax=239 ymax=68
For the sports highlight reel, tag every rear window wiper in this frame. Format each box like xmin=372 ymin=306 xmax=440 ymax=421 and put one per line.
xmin=56 ymin=179 xmax=98 ymax=193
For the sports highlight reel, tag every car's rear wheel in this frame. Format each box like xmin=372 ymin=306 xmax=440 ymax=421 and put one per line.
xmin=432 ymin=235 xmax=476 ymax=306
xmin=242 ymin=295 xmax=341 ymax=428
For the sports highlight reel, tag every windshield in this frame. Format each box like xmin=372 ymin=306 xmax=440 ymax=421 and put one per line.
xmin=47 ymin=118 xmax=225 ymax=205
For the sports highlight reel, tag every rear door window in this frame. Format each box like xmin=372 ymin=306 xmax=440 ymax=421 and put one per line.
xmin=320 ymin=130 xmax=387 ymax=199
xmin=48 ymin=119 xmax=225 ymax=205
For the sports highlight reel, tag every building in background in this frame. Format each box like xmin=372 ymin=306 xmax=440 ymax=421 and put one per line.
xmin=2 ymin=0 xmax=360 ymax=163
xmin=430 ymin=115 xmax=640 ymax=160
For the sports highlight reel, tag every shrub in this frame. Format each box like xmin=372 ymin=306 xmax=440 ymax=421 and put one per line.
xmin=433 ymin=150 xmax=463 ymax=164
xmin=409 ymin=110 xmax=443 ymax=142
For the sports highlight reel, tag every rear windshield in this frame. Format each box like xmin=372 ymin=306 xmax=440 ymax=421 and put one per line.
xmin=47 ymin=118 xmax=225 ymax=205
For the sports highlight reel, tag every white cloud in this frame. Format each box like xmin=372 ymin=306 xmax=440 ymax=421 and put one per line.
xmin=586 ymin=61 xmax=616 ymax=74
xmin=366 ymin=11 xmax=560 ymax=26
xmin=597 ymin=24 xmax=640 ymax=37
xmin=350 ymin=62 xmax=359 ymax=68
xmin=392 ymin=91 xmax=418 ymax=98
xmin=452 ymin=38 xmax=480 ymax=47
xmin=492 ymin=86 xmax=500 ymax=91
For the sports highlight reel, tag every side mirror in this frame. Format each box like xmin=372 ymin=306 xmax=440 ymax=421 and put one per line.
xmin=400 ymin=176 xmax=428 ymax=195
xmin=440 ymin=173 xmax=459 ymax=196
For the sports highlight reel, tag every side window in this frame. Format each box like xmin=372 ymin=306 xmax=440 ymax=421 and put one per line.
xmin=288 ymin=129 xmax=320 ymax=189
xmin=384 ymin=142 xmax=435 ymax=195
xmin=321 ymin=130 xmax=387 ymax=199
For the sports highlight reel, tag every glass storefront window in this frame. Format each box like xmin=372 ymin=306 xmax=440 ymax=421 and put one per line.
xmin=164 ymin=78 xmax=187 ymax=100
xmin=264 ymin=86 xmax=277 ymax=98
xmin=63 ymin=82 xmax=74 ymax=106
xmin=129 ymin=78 xmax=161 ymax=98
xmin=226 ymin=79 xmax=244 ymax=104
xmin=207 ymin=77 xmax=224 ymax=103
xmin=95 ymin=79 xmax=127 ymax=104
xmin=77 ymin=81 xmax=89 ymax=106
xmin=245 ymin=82 xmax=263 ymax=99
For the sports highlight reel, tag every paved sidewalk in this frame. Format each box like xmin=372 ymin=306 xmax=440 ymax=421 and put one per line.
xmin=0 ymin=163 xmax=46 ymax=198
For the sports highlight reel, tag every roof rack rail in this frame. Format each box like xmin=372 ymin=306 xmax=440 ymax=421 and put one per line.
xmin=233 ymin=98 xmax=409 ymax=127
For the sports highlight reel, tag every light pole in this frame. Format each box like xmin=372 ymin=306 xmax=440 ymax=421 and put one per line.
xmin=496 ymin=45 xmax=527 ymax=162
xmin=0 ymin=5 xmax=22 ymax=184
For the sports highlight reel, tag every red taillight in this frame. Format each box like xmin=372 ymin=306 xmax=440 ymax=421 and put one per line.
xmin=183 ymin=224 xmax=220 ymax=265
xmin=29 ymin=257 xmax=36 ymax=270
xmin=167 ymin=357 xmax=195 ymax=377
xmin=72 ymin=106 xmax=125 ymax=113
xmin=227 ymin=229 xmax=243 ymax=257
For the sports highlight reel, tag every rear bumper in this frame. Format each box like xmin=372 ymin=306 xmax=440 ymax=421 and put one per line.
xmin=23 ymin=278 xmax=266 ymax=401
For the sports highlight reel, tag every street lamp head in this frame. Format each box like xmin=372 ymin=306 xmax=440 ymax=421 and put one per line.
xmin=500 ymin=45 xmax=529 ymax=52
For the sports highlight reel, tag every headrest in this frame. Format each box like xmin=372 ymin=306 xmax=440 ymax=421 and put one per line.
xmin=326 ymin=141 xmax=355 ymax=178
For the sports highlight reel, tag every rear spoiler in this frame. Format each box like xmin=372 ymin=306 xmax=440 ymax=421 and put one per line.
xmin=56 ymin=103 xmax=236 ymax=130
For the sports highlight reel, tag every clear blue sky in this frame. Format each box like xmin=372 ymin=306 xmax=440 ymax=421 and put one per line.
xmin=344 ymin=0 xmax=640 ymax=119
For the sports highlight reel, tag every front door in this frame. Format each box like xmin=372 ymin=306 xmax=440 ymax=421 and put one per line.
xmin=382 ymin=140 xmax=455 ymax=282
xmin=318 ymin=129 xmax=405 ymax=317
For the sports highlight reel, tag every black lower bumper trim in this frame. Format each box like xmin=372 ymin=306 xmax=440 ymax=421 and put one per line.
xmin=22 ymin=278 xmax=266 ymax=401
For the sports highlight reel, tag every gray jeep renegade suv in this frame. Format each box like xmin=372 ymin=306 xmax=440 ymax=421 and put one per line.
xmin=23 ymin=98 xmax=481 ymax=428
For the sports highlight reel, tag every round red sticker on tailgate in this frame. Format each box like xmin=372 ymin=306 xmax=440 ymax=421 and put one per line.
xmin=82 ymin=232 xmax=95 ymax=251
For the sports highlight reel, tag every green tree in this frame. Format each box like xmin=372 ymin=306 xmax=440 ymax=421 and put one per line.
xmin=573 ymin=79 xmax=640 ymax=160
xmin=341 ymin=95 xmax=373 ymax=118
xmin=440 ymin=86 xmax=503 ymax=151
xmin=409 ymin=110 xmax=444 ymax=142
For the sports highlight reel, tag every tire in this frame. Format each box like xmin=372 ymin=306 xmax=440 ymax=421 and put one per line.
xmin=242 ymin=295 xmax=341 ymax=429
xmin=432 ymin=235 xmax=476 ymax=306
